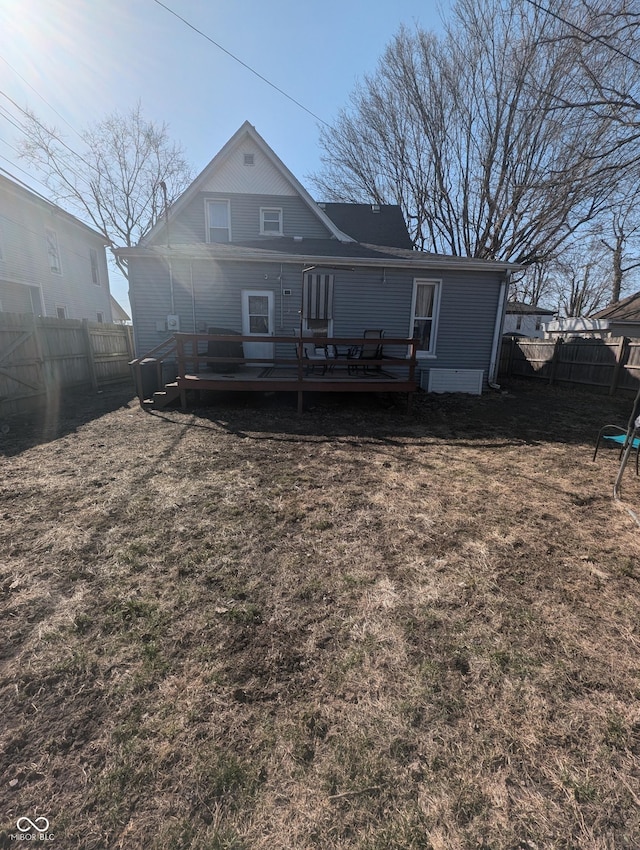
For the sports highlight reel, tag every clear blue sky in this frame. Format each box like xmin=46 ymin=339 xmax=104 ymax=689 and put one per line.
xmin=0 ymin=0 xmax=448 ymax=314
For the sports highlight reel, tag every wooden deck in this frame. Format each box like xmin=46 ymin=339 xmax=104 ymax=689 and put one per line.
xmin=131 ymin=333 xmax=418 ymax=413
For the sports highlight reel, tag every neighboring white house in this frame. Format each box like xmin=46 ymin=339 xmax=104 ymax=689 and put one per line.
xmin=0 ymin=173 xmax=115 ymax=322
xmin=504 ymin=301 xmax=556 ymax=337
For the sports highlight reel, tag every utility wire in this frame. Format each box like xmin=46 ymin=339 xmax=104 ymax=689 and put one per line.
xmin=0 ymin=54 xmax=86 ymax=140
xmin=0 ymin=88 xmax=98 ymax=178
xmin=150 ymin=0 xmax=330 ymax=127
xmin=523 ymin=0 xmax=640 ymax=69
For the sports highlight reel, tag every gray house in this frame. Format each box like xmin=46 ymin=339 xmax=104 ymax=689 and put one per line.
xmin=0 ymin=173 xmax=114 ymax=322
xmin=121 ymin=122 xmax=518 ymax=394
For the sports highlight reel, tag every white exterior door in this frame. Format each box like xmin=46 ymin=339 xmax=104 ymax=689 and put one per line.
xmin=241 ymin=290 xmax=274 ymax=362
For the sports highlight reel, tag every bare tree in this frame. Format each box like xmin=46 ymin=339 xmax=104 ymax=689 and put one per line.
xmin=19 ymin=103 xmax=192 ymax=277
xmin=550 ymin=240 xmax=612 ymax=315
xmin=597 ymin=200 xmax=640 ymax=303
xmin=312 ymin=0 xmax=640 ymax=269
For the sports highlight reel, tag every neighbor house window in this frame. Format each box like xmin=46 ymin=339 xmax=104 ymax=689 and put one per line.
xmin=260 ymin=207 xmax=283 ymax=236
xmin=96 ymin=312 xmax=104 ymax=323
xmin=303 ymin=272 xmax=334 ymax=336
xmin=516 ymin=315 xmax=523 ymax=330
xmin=410 ymin=280 xmax=440 ymax=355
xmin=45 ymin=228 xmax=62 ymax=274
xmin=535 ymin=316 xmax=542 ymax=331
xmin=206 ymin=199 xmax=231 ymax=243
xmin=90 ymin=248 xmax=100 ymax=285
xmin=56 ymin=305 xmax=68 ymax=319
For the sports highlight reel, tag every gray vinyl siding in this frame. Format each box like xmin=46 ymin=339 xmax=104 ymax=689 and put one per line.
xmin=130 ymin=256 xmax=504 ymax=386
xmin=158 ymin=193 xmax=333 ymax=244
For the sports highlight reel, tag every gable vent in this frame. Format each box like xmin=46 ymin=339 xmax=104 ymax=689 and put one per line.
xmin=243 ymin=153 xmax=255 ymax=166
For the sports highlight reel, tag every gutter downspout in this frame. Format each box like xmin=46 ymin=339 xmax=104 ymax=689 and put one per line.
xmin=488 ymin=272 xmax=510 ymax=389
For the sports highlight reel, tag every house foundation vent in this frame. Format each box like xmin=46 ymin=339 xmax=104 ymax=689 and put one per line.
xmin=424 ymin=368 xmax=484 ymax=395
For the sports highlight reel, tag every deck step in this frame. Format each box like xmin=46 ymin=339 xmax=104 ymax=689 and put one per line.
xmin=151 ymin=382 xmax=181 ymax=409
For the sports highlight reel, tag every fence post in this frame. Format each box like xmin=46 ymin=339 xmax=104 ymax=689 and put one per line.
xmin=609 ymin=336 xmax=629 ymax=396
xmin=549 ymin=338 xmax=563 ymax=385
xmin=82 ymin=319 xmax=99 ymax=391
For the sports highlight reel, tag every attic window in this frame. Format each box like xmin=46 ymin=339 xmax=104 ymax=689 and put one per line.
xmin=243 ymin=153 xmax=255 ymax=166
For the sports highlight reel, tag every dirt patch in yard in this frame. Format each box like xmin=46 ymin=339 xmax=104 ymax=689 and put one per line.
xmin=1 ymin=380 xmax=640 ymax=849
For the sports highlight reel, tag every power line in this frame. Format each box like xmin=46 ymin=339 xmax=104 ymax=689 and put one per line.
xmin=0 ymin=54 xmax=86 ymax=140
xmin=523 ymin=0 xmax=640 ymax=69
xmin=150 ymin=0 xmax=330 ymax=128
xmin=0 ymin=153 xmax=52 ymax=194
xmin=0 ymin=88 xmax=96 ymax=173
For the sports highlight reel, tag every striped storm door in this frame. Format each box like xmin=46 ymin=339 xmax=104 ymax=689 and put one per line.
xmin=303 ymin=272 xmax=334 ymax=336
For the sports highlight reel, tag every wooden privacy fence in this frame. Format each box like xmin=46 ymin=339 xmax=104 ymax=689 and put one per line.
xmin=0 ymin=312 xmax=134 ymax=416
xmin=499 ymin=336 xmax=640 ymax=395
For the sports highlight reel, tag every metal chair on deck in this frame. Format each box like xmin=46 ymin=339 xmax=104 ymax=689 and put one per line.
xmin=347 ymin=330 xmax=384 ymax=374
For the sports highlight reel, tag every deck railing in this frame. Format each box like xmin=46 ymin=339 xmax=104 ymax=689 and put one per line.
xmin=173 ymin=332 xmax=417 ymax=379
xmin=131 ymin=332 xmax=418 ymax=410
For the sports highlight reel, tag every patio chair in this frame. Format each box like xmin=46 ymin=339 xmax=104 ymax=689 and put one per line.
xmin=347 ymin=329 xmax=384 ymax=374
xmin=593 ymin=424 xmax=640 ymax=475
xmin=302 ymin=342 xmax=334 ymax=375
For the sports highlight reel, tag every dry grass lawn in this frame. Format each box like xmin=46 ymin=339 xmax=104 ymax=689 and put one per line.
xmin=1 ymin=380 xmax=640 ymax=849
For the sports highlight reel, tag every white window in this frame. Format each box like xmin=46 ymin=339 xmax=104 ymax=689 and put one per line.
xmin=206 ymin=199 xmax=231 ymax=243
xmin=96 ymin=312 xmax=104 ymax=323
xmin=45 ymin=228 xmax=62 ymax=274
xmin=90 ymin=248 xmax=100 ymax=285
xmin=516 ymin=315 xmax=523 ymax=330
xmin=56 ymin=305 xmax=68 ymax=319
xmin=410 ymin=280 xmax=441 ymax=355
xmin=260 ymin=207 xmax=283 ymax=236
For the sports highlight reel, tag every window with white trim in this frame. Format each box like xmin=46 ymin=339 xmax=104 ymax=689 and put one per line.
xmin=90 ymin=248 xmax=100 ymax=285
xmin=56 ymin=305 xmax=68 ymax=319
xmin=260 ymin=207 xmax=283 ymax=236
xmin=206 ymin=199 xmax=231 ymax=243
xmin=410 ymin=280 xmax=440 ymax=355
xmin=45 ymin=228 xmax=62 ymax=274
xmin=96 ymin=312 xmax=104 ymax=323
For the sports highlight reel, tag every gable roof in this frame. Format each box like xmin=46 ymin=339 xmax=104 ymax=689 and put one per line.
xmin=591 ymin=291 xmax=640 ymax=322
xmin=319 ymin=203 xmax=414 ymax=249
xmin=0 ymin=173 xmax=106 ymax=242
xmin=141 ymin=121 xmax=354 ymax=246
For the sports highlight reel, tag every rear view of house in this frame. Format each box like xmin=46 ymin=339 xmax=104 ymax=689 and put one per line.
xmin=120 ymin=121 xmax=519 ymax=394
